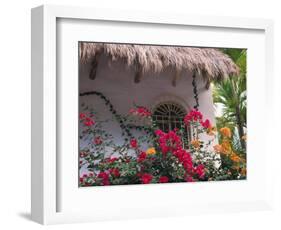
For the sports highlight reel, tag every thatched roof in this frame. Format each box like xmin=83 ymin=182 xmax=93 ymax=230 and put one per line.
xmin=79 ymin=42 xmax=239 ymax=88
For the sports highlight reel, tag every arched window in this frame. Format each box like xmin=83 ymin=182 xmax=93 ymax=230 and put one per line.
xmin=152 ymin=101 xmax=188 ymax=131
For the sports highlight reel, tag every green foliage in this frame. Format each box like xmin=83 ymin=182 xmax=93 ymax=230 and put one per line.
xmin=213 ymin=48 xmax=247 ymax=152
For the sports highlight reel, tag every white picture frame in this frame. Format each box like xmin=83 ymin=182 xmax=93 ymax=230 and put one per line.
xmin=31 ymin=4 xmax=274 ymax=225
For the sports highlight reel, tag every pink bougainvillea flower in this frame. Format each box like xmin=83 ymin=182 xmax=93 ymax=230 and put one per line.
xmin=109 ymin=168 xmax=120 ymax=177
xmin=185 ymin=176 xmax=194 ymax=182
xmin=154 ymin=129 xmax=200 ymax=182
xmin=156 ymin=130 xmax=182 ymax=155
xmin=158 ymin=176 xmax=169 ymax=183
xmin=88 ymin=172 xmax=94 ymax=177
xmin=129 ymin=106 xmax=152 ymax=117
xmin=154 ymin=129 xmax=164 ymax=136
xmin=138 ymin=151 xmax=147 ymax=162
xmin=184 ymin=109 xmax=203 ymax=126
xmin=194 ymin=164 xmax=205 ymax=179
xmin=79 ymin=151 xmax=88 ymax=157
xmin=105 ymin=157 xmax=118 ymax=163
xmin=125 ymin=158 xmax=131 ymax=163
xmin=93 ymin=136 xmax=103 ymax=145
xmin=80 ymin=113 xmax=95 ymax=126
xmin=130 ymin=139 xmax=138 ymax=148
xmin=79 ymin=113 xmax=86 ymax=120
xmin=201 ymin=119 xmax=211 ymax=129
xmin=83 ymin=117 xmax=95 ymax=126
xmin=140 ymin=173 xmax=153 ymax=184
xmin=160 ymin=143 xmax=169 ymax=154
xmin=82 ymin=173 xmax=88 ymax=178
xmin=98 ymin=172 xmax=110 ymax=185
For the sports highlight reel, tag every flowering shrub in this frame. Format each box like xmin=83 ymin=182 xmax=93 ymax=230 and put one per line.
xmin=129 ymin=106 xmax=152 ymax=117
xmin=214 ymin=127 xmax=246 ymax=179
xmin=79 ymin=106 xmax=246 ymax=186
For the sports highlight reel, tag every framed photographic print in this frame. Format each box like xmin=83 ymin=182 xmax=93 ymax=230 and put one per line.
xmin=31 ymin=5 xmax=274 ymax=225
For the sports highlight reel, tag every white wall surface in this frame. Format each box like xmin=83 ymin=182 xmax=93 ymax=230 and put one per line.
xmin=79 ymin=53 xmax=216 ymax=147
xmin=80 ymin=54 xmax=213 ymax=115
xmin=79 ymin=53 xmax=216 ymax=170
xmin=0 ymin=0 xmax=281 ymax=230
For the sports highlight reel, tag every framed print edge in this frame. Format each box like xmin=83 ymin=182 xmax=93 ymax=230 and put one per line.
xmin=31 ymin=6 xmax=44 ymax=224
xmin=31 ymin=5 xmax=274 ymax=225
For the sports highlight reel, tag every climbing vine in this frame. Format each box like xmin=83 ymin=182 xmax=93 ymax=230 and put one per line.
xmin=192 ymin=73 xmax=199 ymax=110
xmin=80 ymin=91 xmax=133 ymax=140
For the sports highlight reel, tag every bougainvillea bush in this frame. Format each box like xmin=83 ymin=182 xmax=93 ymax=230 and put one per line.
xmin=79 ymin=104 xmax=246 ymax=187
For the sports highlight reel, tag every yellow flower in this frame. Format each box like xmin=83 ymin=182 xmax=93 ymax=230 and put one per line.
xmin=191 ymin=139 xmax=201 ymax=149
xmin=220 ymin=127 xmax=232 ymax=138
xmin=146 ymin=147 xmax=156 ymax=155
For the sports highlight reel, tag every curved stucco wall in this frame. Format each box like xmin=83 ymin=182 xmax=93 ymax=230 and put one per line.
xmin=79 ymin=54 xmax=217 ymax=157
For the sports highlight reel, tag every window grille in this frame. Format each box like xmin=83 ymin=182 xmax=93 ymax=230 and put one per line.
xmin=152 ymin=102 xmax=191 ymax=143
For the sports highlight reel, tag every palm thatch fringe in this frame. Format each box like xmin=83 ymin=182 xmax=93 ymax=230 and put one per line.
xmin=80 ymin=42 xmax=239 ymax=87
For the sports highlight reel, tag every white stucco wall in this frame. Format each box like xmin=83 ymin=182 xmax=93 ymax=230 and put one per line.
xmin=79 ymin=54 xmax=217 ymax=155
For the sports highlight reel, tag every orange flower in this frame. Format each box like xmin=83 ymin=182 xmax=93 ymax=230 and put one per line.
xmin=146 ymin=147 xmax=156 ymax=155
xmin=214 ymin=144 xmax=221 ymax=152
xmin=230 ymin=153 xmax=240 ymax=162
xmin=207 ymin=126 xmax=216 ymax=136
xmin=214 ymin=144 xmax=222 ymax=153
xmin=221 ymin=140 xmax=232 ymax=154
xmin=214 ymin=140 xmax=232 ymax=155
xmin=191 ymin=139 xmax=201 ymax=149
xmin=220 ymin=127 xmax=232 ymax=138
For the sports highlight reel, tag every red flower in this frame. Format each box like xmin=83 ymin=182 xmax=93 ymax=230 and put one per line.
xmin=185 ymin=176 xmax=194 ymax=182
xmin=184 ymin=109 xmax=203 ymax=126
xmin=80 ymin=151 xmax=88 ymax=158
xmin=102 ymin=180 xmax=110 ymax=186
xmin=80 ymin=113 xmax=95 ymax=126
xmin=79 ymin=113 xmax=86 ymax=119
xmin=82 ymin=173 xmax=88 ymax=178
xmin=98 ymin=172 xmax=108 ymax=179
xmin=138 ymin=152 xmax=147 ymax=162
xmin=155 ymin=129 xmax=197 ymax=180
xmin=159 ymin=176 xmax=169 ymax=183
xmin=201 ymin=119 xmax=211 ymax=129
xmin=130 ymin=139 xmax=138 ymax=148
xmin=79 ymin=177 xmax=84 ymax=183
xmin=125 ymin=158 xmax=131 ymax=163
xmin=156 ymin=130 xmax=182 ymax=155
xmin=195 ymin=164 xmax=205 ymax=179
xmin=140 ymin=173 xmax=153 ymax=184
xmin=129 ymin=107 xmax=151 ymax=117
xmin=98 ymin=172 xmax=110 ymax=185
xmin=155 ymin=129 xmax=164 ymax=136
xmin=83 ymin=117 xmax=95 ymax=126
xmin=160 ymin=143 xmax=169 ymax=154
xmin=94 ymin=136 xmax=103 ymax=145
xmin=109 ymin=168 xmax=120 ymax=177
xmin=105 ymin=157 xmax=118 ymax=163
